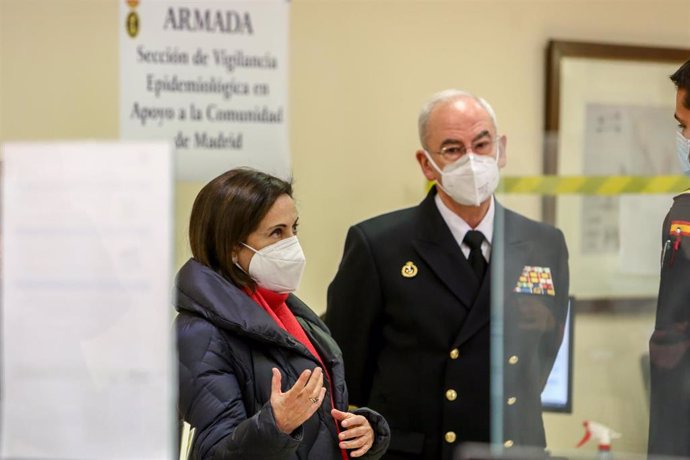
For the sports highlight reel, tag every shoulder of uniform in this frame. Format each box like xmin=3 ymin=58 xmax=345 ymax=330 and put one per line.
xmin=354 ymin=206 xmax=417 ymax=235
xmin=503 ymin=208 xmax=561 ymax=235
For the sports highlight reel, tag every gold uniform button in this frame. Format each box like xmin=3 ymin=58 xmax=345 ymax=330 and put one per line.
xmin=445 ymin=389 xmax=458 ymax=401
xmin=450 ymin=348 xmax=460 ymax=359
xmin=508 ymin=355 xmax=519 ymax=365
xmin=445 ymin=431 xmax=457 ymax=443
xmin=504 ymin=440 xmax=514 ymax=448
xmin=507 ymin=397 xmax=517 ymax=405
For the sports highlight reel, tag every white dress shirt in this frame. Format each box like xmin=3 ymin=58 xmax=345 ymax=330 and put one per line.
xmin=434 ymin=193 xmax=494 ymax=262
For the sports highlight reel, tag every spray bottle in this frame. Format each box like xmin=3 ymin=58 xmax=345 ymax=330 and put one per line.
xmin=576 ymin=420 xmax=621 ymax=459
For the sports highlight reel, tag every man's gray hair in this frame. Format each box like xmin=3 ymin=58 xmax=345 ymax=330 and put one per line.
xmin=418 ymin=89 xmax=498 ymax=150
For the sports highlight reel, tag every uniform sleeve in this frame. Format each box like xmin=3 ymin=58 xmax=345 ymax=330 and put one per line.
xmin=325 ymin=225 xmax=384 ymax=406
xmin=648 ymin=206 xmax=690 ymax=456
xmin=532 ymin=228 xmax=570 ymax=388
xmin=654 ymin=210 xmax=690 ymax=329
xmin=541 ymin=227 xmax=571 ymax=387
xmin=176 ymin=315 xmax=302 ymax=460
xmin=517 ymin=227 xmax=569 ymax=391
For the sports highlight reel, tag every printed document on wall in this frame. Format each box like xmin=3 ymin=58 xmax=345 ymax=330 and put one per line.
xmin=120 ymin=0 xmax=290 ymax=181
xmin=0 ymin=142 xmax=174 ymax=459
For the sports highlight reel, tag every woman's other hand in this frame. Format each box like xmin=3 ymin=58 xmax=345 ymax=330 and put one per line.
xmin=270 ymin=367 xmax=326 ymax=434
xmin=332 ymin=408 xmax=374 ymax=457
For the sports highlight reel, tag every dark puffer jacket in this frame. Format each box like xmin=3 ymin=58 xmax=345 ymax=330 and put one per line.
xmin=175 ymin=259 xmax=390 ymax=459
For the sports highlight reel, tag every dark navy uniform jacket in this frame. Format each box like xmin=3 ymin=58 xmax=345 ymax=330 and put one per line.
xmin=326 ymin=187 xmax=569 ymax=460
xmin=649 ymin=191 xmax=690 ymax=458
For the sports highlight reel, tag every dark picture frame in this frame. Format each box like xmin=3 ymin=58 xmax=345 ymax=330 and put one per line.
xmin=542 ymin=40 xmax=690 ymax=300
xmin=542 ymin=40 xmax=690 ymax=224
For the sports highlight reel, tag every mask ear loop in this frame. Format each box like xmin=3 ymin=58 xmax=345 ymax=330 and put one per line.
xmin=423 ymin=150 xmax=444 ymax=175
xmin=423 ymin=150 xmax=453 ymax=197
xmin=493 ymin=136 xmax=504 ymax=165
xmin=241 ymin=242 xmax=258 ymax=254
xmin=232 ymin=244 xmax=252 ymax=274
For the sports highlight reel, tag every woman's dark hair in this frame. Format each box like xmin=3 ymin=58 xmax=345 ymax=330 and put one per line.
xmin=189 ymin=167 xmax=293 ymax=289
xmin=671 ymin=59 xmax=690 ymax=108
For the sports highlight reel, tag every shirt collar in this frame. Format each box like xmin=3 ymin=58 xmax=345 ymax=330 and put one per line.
xmin=434 ymin=193 xmax=494 ymax=249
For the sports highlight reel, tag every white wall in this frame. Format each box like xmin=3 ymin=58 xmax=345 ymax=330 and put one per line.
xmin=2 ymin=0 xmax=689 ymax=454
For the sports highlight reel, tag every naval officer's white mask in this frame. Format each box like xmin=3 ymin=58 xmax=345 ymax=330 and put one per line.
xmin=424 ymin=150 xmax=500 ymax=207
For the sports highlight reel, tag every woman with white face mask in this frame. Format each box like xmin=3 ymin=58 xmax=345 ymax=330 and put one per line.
xmin=175 ymin=168 xmax=390 ymax=460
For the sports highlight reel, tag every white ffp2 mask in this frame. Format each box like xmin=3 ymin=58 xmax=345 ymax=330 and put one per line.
xmin=424 ymin=151 xmax=500 ymax=206
xmin=243 ymin=236 xmax=306 ymax=293
xmin=676 ymin=130 xmax=690 ymax=176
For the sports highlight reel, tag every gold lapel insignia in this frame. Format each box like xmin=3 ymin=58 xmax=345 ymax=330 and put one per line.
xmin=401 ymin=261 xmax=418 ymax=278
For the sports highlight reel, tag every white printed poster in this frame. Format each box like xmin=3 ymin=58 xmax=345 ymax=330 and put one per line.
xmin=582 ymin=104 xmax=676 ymax=274
xmin=1 ymin=142 xmax=174 ymax=459
xmin=119 ymin=0 xmax=290 ymax=181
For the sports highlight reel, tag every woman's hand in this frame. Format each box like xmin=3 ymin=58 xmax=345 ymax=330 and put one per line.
xmin=332 ymin=408 xmax=375 ymax=457
xmin=270 ymin=367 xmax=326 ymax=434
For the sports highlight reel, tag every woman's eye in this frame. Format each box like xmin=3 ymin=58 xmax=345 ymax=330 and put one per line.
xmin=270 ymin=228 xmax=282 ymax=237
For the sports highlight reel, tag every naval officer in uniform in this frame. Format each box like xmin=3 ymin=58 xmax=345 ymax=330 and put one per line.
xmin=325 ymin=89 xmax=570 ymax=460
xmin=648 ymin=58 xmax=690 ymax=459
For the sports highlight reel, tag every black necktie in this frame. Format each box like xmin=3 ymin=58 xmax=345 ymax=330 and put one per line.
xmin=464 ymin=230 xmax=487 ymax=281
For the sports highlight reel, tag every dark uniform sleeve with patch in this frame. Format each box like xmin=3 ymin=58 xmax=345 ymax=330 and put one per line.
xmin=649 ymin=192 xmax=690 ymax=458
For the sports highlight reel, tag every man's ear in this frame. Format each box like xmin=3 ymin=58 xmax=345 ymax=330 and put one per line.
xmin=416 ymin=149 xmax=438 ymax=181
xmin=497 ymin=135 xmax=507 ymax=168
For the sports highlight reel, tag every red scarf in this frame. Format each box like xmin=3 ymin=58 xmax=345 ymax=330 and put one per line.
xmin=247 ymin=287 xmax=349 ymax=460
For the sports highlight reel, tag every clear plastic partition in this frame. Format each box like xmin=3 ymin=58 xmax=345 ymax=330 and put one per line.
xmin=472 ymin=42 xmax=690 ymax=460
xmin=482 ymin=188 xmax=663 ymax=460
xmin=465 ymin=185 xmax=686 ymax=459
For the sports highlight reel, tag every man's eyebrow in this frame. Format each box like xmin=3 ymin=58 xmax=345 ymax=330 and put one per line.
xmin=439 ymin=138 xmax=463 ymax=147
xmin=438 ymin=130 xmax=491 ymax=148
xmin=472 ymin=130 xmax=491 ymax=143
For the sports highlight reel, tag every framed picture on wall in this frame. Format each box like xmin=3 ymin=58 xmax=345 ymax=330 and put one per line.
xmin=543 ymin=40 xmax=690 ymax=299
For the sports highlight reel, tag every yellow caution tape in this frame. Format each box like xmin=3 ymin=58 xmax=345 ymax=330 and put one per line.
xmin=497 ymin=176 xmax=690 ymax=195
